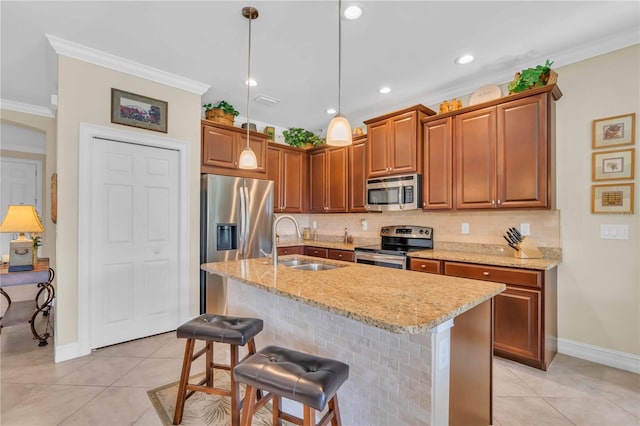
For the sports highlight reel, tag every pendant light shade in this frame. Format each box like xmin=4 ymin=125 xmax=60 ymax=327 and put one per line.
xmin=326 ymin=114 xmax=352 ymax=146
xmin=326 ymin=0 xmax=352 ymax=147
xmin=238 ymin=6 xmax=259 ymax=170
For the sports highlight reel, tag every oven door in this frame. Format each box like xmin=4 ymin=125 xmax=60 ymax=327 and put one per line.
xmin=354 ymin=251 xmax=407 ymax=269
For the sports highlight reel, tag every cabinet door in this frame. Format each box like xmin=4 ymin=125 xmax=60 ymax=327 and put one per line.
xmin=455 ymin=107 xmax=497 ymax=209
xmin=328 ymin=249 xmax=355 ymax=262
xmin=277 ymin=246 xmax=303 ymax=256
xmin=303 ymin=246 xmax=328 ymax=258
xmin=389 ymin=111 xmax=418 ymax=174
xmin=326 ymin=147 xmax=348 ymax=212
xmin=367 ymin=120 xmax=390 ymax=177
xmin=247 ymin=133 xmax=267 ymax=173
xmin=282 ymin=149 xmax=306 ymax=213
xmin=202 ymin=125 xmax=237 ymax=168
xmin=349 ymin=138 xmax=367 ymax=212
xmin=494 ymin=287 xmax=541 ymax=362
xmin=266 ymin=146 xmax=283 ymax=211
xmin=423 ymin=117 xmax=453 ymax=210
xmin=497 ymin=94 xmax=548 ymax=208
xmin=308 ymin=150 xmax=327 ymax=212
xmin=409 ymin=258 xmax=442 ymax=274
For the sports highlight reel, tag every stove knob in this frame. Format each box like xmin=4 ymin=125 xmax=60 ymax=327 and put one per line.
xmin=419 ymin=229 xmax=424 ymax=234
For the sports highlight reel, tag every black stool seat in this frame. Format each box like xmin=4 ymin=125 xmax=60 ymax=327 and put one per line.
xmin=176 ymin=314 xmax=263 ymax=346
xmin=234 ymin=345 xmax=349 ymax=411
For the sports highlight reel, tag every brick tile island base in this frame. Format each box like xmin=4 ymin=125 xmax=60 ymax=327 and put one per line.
xmin=202 ymin=256 xmax=504 ymax=425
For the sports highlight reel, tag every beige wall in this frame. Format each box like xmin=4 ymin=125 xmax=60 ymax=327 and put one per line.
xmin=55 ymin=56 xmax=201 ymax=346
xmin=555 ymin=45 xmax=639 ymax=355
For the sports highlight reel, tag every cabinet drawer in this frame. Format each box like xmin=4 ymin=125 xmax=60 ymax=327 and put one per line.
xmin=409 ymin=258 xmax=442 ymax=274
xmin=328 ymin=249 xmax=354 ymax=262
xmin=303 ymin=246 xmax=328 ymax=258
xmin=444 ymin=262 xmax=541 ymax=288
xmin=277 ymin=246 xmax=302 ymax=256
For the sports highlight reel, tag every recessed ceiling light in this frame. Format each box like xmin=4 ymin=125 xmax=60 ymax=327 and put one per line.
xmin=455 ymin=55 xmax=474 ymax=65
xmin=244 ymin=79 xmax=258 ymax=86
xmin=343 ymin=5 xmax=362 ymax=20
xmin=379 ymin=87 xmax=391 ymax=94
xmin=326 ymin=108 xmax=337 ymax=114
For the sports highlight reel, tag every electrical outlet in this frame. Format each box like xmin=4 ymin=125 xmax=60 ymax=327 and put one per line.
xmin=361 ymin=219 xmax=368 ymax=231
xmin=461 ymin=223 xmax=469 ymax=234
xmin=520 ymin=223 xmax=531 ymax=236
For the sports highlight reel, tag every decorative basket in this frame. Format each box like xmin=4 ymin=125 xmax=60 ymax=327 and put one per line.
xmin=205 ymin=109 xmax=235 ymax=126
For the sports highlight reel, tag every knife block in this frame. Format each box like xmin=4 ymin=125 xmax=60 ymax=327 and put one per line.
xmin=513 ymin=238 xmax=544 ymax=259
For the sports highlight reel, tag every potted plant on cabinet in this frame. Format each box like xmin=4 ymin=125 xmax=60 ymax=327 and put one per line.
xmin=508 ymin=60 xmax=556 ymax=94
xmin=203 ymin=100 xmax=240 ymax=126
xmin=283 ymin=128 xmax=324 ymax=148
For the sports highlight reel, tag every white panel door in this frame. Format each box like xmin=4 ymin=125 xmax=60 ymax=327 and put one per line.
xmin=0 ymin=158 xmax=42 ymax=254
xmin=90 ymin=138 xmax=179 ymax=348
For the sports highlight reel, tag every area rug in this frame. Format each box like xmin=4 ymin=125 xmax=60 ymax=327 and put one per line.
xmin=147 ymin=370 xmax=294 ymax=426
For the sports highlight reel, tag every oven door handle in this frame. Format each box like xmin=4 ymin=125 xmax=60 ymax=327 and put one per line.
xmin=355 ymin=252 xmax=406 ymax=264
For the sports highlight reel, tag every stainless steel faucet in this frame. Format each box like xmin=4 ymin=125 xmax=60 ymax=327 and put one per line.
xmin=271 ymin=214 xmax=302 ymax=265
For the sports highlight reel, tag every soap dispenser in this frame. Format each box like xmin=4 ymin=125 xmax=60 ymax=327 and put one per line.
xmin=343 ymin=227 xmax=349 ymax=243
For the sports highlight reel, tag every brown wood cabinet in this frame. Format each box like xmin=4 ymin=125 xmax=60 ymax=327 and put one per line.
xmin=443 ymin=261 xmax=557 ymax=370
xmin=364 ymin=105 xmax=436 ymax=178
xmin=422 ymin=117 xmax=453 ymax=210
xmin=348 ymin=135 xmax=367 ymax=212
xmin=327 ymin=249 xmax=355 ymax=262
xmin=276 ymin=246 xmax=303 ymax=256
xmin=303 ymin=246 xmax=328 ymax=258
xmin=454 ymin=93 xmax=551 ymax=209
xmin=267 ymin=144 xmax=307 ymax=213
xmin=308 ymin=146 xmax=349 ymax=213
xmin=408 ymin=258 xmax=442 ymax=274
xmin=201 ymin=121 xmax=267 ymax=178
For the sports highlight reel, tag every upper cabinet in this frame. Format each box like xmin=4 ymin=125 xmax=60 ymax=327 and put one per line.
xmin=309 ymin=146 xmax=349 ymax=213
xmin=349 ymin=135 xmax=367 ymax=212
xmin=201 ymin=120 xmax=267 ymax=178
xmin=364 ymin=105 xmax=436 ymax=178
xmin=455 ymin=93 xmax=550 ymax=209
xmin=422 ymin=117 xmax=453 ymax=210
xmin=266 ymin=144 xmax=307 ymax=213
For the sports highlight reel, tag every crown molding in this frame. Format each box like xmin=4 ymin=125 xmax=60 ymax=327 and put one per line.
xmin=45 ymin=34 xmax=210 ymax=95
xmin=0 ymin=99 xmax=55 ymax=118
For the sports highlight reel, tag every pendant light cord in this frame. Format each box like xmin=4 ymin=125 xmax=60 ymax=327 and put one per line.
xmin=246 ymin=9 xmax=252 ymax=148
xmin=337 ymin=0 xmax=342 ymax=115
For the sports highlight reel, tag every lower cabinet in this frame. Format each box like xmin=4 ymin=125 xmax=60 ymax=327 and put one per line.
xmin=409 ymin=257 xmax=557 ymax=370
xmin=296 ymin=246 xmax=355 ymax=262
xmin=276 ymin=246 xmax=303 ymax=256
xmin=327 ymin=249 xmax=355 ymax=262
xmin=303 ymin=246 xmax=328 ymax=258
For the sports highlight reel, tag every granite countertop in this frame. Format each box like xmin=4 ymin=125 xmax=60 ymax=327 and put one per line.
xmin=278 ymin=239 xmax=358 ymax=251
xmin=201 ymin=256 xmax=505 ymax=334
xmin=409 ymin=249 xmax=561 ymax=270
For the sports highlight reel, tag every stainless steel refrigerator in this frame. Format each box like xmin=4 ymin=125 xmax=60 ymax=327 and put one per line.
xmin=200 ymin=174 xmax=274 ymax=314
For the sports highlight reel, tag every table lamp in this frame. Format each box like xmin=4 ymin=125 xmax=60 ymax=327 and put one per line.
xmin=0 ymin=205 xmax=44 ymax=271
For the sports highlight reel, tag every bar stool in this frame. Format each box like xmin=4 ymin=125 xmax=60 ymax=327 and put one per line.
xmin=234 ymin=345 xmax=349 ymax=426
xmin=173 ymin=314 xmax=263 ymax=426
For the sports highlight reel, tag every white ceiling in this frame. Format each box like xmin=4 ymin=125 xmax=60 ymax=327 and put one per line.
xmin=1 ymin=1 xmax=639 ymax=133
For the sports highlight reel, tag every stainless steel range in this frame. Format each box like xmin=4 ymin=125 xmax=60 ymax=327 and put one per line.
xmin=354 ymin=225 xmax=433 ymax=269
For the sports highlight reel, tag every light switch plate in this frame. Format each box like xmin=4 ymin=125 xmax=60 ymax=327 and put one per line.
xmin=520 ymin=223 xmax=531 ymax=236
xmin=600 ymin=224 xmax=628 ymax=240
xmin=461 ymin=223 xmax=469 ymax=234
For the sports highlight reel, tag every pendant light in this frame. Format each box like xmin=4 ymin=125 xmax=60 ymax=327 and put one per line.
xmin=326 ymin=0 xmax=352 ymax=146
xmin=238 ymin=6 xmax=259 ymax=169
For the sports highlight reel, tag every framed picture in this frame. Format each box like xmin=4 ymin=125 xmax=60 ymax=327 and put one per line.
xmin=592 ymin=113 xmax=635 ymax=149
xmin=111 ymin=88 xmax=168 ymax=133
xmin=592 ymin=183 xmax=634 ymax=214
xmin=592 ymin=148 xmax=635 ymax=181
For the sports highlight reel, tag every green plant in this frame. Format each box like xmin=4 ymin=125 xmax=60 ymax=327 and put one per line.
xmin=508 ymin=60 xmax=554 ymax=93
xmin=33 ymin=234 xmax=42 ymax=249
xmin=283 ymin=128 xmax=324 ymax=147
xmin=202 ymin=100 xmax=240 ymax=116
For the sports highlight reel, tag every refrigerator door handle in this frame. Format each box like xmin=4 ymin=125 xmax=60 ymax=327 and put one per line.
xmin=243 ymin=186 xmax=251 ymax=258
xmin=238 ymin=185 xmax=246 ymax=258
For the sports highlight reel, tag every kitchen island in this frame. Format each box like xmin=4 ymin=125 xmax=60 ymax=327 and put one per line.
xmin=202 ymin=256 xmax=505 ymax=425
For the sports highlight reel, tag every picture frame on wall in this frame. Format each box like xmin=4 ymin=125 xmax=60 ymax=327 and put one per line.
xmin=591 ymin=183 xmax=634 ymax=214
xmin=592 ymin=148 xmax=635 ymax=181
xmin=111 ymin=88 xmax=168 ymax=133
xmin=592 ymin=113 xmax=635 ymax=149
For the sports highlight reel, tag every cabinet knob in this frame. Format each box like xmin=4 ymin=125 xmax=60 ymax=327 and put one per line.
xmin=421 ymin=264 xmax=426 ymax=268
xmin=491 ymin=200 xmax=495 ymax=205
xmin=338 ymin=254 xmax=342 ymax=258
xmin=482 ymin=271 xmax=490 ymax=276
xmin=497 ymin=200 xmax=502 ymax=205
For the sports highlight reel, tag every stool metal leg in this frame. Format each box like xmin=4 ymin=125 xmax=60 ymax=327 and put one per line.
xmin=173 ymin=338 xmax=195 ymax=425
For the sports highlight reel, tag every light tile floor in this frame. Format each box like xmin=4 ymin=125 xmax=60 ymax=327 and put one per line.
xmin=1 ymin=323 xmax=639 ymax=425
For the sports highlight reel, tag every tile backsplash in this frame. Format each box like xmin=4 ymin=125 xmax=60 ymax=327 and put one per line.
xmin=275 ymin=209 xmax=561 ymax=248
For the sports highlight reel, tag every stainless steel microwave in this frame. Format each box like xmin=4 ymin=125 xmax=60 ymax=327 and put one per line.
xmin=365 ymin=174 xmax=421 ymax=211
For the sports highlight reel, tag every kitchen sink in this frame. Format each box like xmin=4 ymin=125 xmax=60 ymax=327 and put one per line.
xmin=288 ymin=263 xmax=344 ymax=271
xmin=279 ymin=258 xmax=312 ymax=267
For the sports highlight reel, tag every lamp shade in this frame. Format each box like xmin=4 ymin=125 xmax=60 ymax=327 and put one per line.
xmin=238 ymin=146 xmax=258 ymax=169
xmin=0 ymin=205 xmax=44 ymax=234
xmin=326 ymin=114 xmax=353 ymax=146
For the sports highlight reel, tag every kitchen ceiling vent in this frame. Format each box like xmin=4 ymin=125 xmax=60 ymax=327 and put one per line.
xmin=255 ymin=94 xmax=280 ymax=105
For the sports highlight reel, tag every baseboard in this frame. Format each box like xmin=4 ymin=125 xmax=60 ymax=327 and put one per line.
xmin=558 ymin=338 xmax=640 ymax=374
xmin=54 ymin=342 xmax=90 ymax=363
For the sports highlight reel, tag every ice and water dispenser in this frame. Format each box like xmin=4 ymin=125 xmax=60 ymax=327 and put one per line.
xmin=216 ymin=224 xmax=237 ymax=251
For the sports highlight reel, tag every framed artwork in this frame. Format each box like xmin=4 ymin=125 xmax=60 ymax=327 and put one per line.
xmin=592 ymin=183 xmax=634 ymax=214
xmin=111 ymin=88 xmax=168 ymax=133
xmin=592 ymin=113 xmax=635 ymax=149
xmin=592 ymin=148 xmax=635 ymax=181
